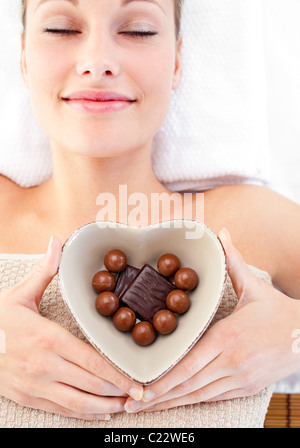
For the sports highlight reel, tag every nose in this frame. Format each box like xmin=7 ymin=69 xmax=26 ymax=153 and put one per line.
xmin=76 ymin=29 xmax=120 ymax=80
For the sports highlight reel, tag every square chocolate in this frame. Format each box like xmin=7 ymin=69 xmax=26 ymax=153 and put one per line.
xmin=119 ymin=264 xmax=176 ymax=322
xmin=114 ymin=264 xmax=140 ymax=298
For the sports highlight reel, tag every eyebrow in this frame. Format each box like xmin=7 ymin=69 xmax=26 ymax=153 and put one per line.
xmin=35 ymin=0 xmax=78 ymax=12
xmin=35 ymin=0 xmax=165 ymax=14
xmin=122 ymin=0 xmax=166 ymax=14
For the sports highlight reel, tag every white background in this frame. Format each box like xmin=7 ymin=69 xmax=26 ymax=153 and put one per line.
xmin=264 ymin=0 xmax=300 ymax=205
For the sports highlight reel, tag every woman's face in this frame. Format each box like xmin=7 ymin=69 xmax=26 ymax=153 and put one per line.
xmin=21 ymin=0 xmax=182 ymax=158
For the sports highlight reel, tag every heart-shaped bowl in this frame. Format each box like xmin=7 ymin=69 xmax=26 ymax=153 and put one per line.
xmin=58 ymin=220 xmax=227 ymax=385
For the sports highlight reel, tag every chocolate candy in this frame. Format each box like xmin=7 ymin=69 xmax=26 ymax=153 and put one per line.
xmin=174 ymin=267 xmax=198 ymax=291
xmin=157 ymin=253 xmax=180 ymax=277
xmin=153 ymin=309 xmax=177 ymax=335
xmin=166 ymin=289 xmax=190 ymax=314
xmin=113 ymin=264 xmax=139 ymax=298
xmin=95 ymin=291 xmax=119 ymax=316
xmin=104 ymin=249 xmax=127 ymax=273
xmin=132 ymin=321 xmax=156 ymax=346
xmin=113 ymin=307 xmax=136 ymax=332
xmin=92 ymin=249 xmax=199 ymax=346
xmin=120 ymin=264 xmax=176 ymax=322
xmin=92 ymin=270 xmax=116 ymax=293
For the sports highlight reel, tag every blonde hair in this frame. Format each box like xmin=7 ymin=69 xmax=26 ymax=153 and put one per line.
xmin=21 ymin=0 xmax=184 ymax=38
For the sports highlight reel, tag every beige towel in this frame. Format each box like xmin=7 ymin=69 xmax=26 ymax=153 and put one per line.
xmin=0 ymin=255 xmax=273 ymax=428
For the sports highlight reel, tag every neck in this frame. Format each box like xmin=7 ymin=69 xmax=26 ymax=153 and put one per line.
xmin=35 ymin=141 xmax=172 ymax=232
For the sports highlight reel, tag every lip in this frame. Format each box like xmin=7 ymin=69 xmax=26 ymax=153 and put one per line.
xmin=62 ymin=90 xmax=136 ymax=114
xmin=63 ymin=90 xmax=135 ymax=102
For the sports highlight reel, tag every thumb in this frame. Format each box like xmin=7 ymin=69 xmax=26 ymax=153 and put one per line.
xmin=218 ymin=228 xmax=260 ymax=309
xmin=13 ymin=236 xmax=62 ymax=310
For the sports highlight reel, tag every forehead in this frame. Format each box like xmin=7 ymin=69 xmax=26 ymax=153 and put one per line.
xmin=33 ymin=0 xmax=167 ymax=11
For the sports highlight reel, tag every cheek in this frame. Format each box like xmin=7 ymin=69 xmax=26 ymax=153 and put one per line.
xmin=26 ymin=41 xmax=72 ymax=96
xmin=133 ymin=46 xmax=175 ymax=106
xmin=24 ymin=44 xmax=68 ymax=138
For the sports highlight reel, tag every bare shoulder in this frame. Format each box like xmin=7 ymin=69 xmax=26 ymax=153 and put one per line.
xmin=0 ymin=175 xmax=58 ymax=254
xmin=204 ymin=183 xmax=284 ymax=210
xmin=203 ymin=184 xmax=300 ymax=296
xmin=0 ymin=175 xmax=28 ymax=252
xmin=0 ymin=174 xmax=22 ymax=208
xmin=205 ymin=183 xmax=300 ymax=236
xmin=203 ymin=183 xmax=300 ymax=230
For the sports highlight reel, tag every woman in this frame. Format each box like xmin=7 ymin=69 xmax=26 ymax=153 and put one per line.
xmin=0 ymin=0 xmax=300 ymax=427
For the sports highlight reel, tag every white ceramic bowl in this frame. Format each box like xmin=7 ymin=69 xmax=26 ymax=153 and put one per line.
xmin=58 ymin=220 xmax=227 ymax=385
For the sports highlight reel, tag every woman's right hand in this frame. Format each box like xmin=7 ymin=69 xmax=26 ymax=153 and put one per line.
xmin=0 ymin=236 xmax=143 ymax=421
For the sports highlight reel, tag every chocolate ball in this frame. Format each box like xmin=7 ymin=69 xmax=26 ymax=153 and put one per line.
xmin=153 ymin=309 xmax=177 ymax=335
xmin=166 ymin=289 xmax=190 ymax=314
xmin=92 ymin=270 xmax=116 ymax=293
xmin=132 ymin=321 xmax=156 ymax=346
xmin=95 ymin=291 xmax=119 ymax=316
xmin=174 ymin=267 xmax=198 ymax=291
xmin=157 ymin=253 xmax=181 ymax=277
xmin=113 ymin=307 xmax=136 ymax=332
xmin=104 ymin=249 xmax=127 ymax=273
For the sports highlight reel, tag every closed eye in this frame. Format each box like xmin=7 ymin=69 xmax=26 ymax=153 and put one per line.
xmin=43 ymin=28 xmax=80 ymax=35
xmin=121 ymin=31 xmax=158 ymax=39
xmin=42 ymin=29 xmax=157 ymax=39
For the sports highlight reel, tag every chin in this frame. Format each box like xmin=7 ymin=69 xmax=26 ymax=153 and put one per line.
xmin=49 ymin=115 xmax=157 ymax=157
xmin=63 ymin=137 xmax=136 ymax=159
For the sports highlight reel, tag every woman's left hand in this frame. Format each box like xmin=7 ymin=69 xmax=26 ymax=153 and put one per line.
xmin=125 ymin=228 xmax=300 ymax=413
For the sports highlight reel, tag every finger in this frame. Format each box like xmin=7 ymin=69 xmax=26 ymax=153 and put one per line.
xmin=142 ymin=326 xmax=223 ymax=403
xmin=52 ymin=325 xmax=143 ymax=401
xmin=154 ymin=359 xmax=228 ymax=404
xmin=55 ymin=356 xmax=127 ymax=397
xmin=142 ymin=377 xmax=238 ymax=412
xmin=40 ymin=381 xmax=126 ymax=415
xmin=11 ymin=236 xmax=62 ymax=310
xmin=21 ymin=395 xmax=112 ymax=421
xmin=218 ymin=228 xmax=261 ymax=307
xmin=125 ymin=355 xmax=228 ymax=413
xmin=125 ymin=360 xmax=232 ymax=413
xmin=204 ymin=388 xmax=249 ymax=402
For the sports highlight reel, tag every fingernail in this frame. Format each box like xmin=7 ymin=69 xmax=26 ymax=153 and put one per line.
xmin=44 ymin=236 xmax=61 ymax=276
xmin=220 ymin=228 xmax=232 ymax=241
xmin=124 ymin=401 xmax=141 ymax=413
xmin=40 ymin=236 xmax=54 ymax=271
xmin=144 ymin=405 xmax=155 ymax=412
xmin=46 ymin=236 xmax=54 ymax=258
xmin=129 ymin=387 xmax=143 ymax=401
xmin=142 ymin=390 xmax=155 ymax=402
xmin=219 ymin=228 xmax=227 ymax=237
xmin=96 ymin=413 xmax=111 ymax=420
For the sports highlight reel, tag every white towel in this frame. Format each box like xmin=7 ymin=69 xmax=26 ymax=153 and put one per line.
xmin=264 ymin=0 xmax=300 ymax=205
xmin=0 ymin=0 xmax=271 ymax=191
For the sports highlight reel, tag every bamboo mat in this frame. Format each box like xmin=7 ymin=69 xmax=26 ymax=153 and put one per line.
xmin=264 ymin=394 xmax=300 ymax=428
